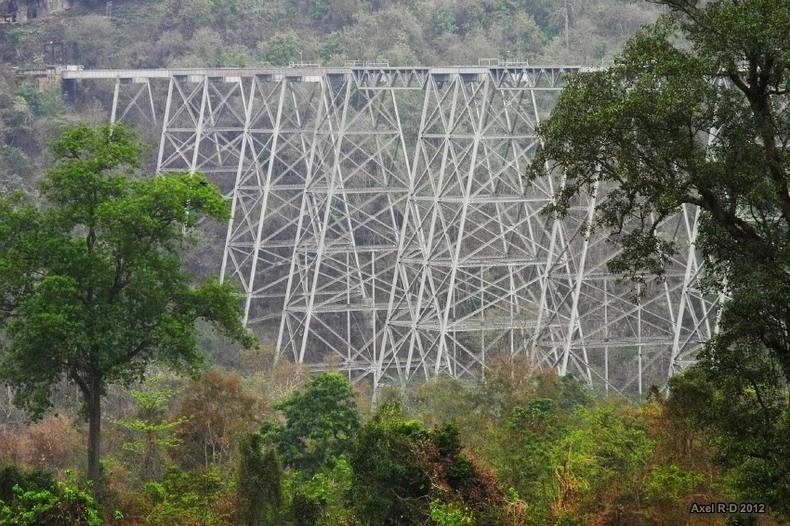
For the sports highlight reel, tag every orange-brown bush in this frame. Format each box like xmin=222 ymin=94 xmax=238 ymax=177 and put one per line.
xmin=171 ymin=370 xmax=263 ymax=470
xmin=0 ymin=415 xmax=80 ymax=472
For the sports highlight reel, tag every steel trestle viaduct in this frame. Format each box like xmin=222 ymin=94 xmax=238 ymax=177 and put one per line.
xmin=61 ymin=65 xmax=718 ymax=394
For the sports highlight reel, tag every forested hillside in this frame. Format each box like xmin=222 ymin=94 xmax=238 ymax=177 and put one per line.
xmin=4 ymin=0 xmax=659 ymax=68
xmin=0 ymin=0 xmax=660 ymax=204
xmin=0 ymin=1 xmax=788 ymax=525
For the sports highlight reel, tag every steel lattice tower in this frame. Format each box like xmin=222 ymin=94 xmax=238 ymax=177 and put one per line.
xmin=63 ymin=65 xmax=718 ymax=394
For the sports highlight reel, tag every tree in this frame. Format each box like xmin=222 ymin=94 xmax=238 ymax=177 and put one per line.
xmin=529 ymin=0 xmax=789 ymax=516
xmin=138 ymin=466 xmax=231 ymax=525
xmin=0 ymin=469 xmax=101 ymax=526
xmin=348 ymin=403 xmax=432 ymax=525
xmin=262 ymin=372 xmax=360 ymax=476
xmin=0 ymin=123 xmax=255 ymax=498
xmin=256 ymin=30 xmax=303 ymax=66
xmin=172 ymin=369 xmax=261 ymax=469
xmin=236 ymin=433 xmax=282 ymax=526
xmin=349 ymin=402 xmax=503 ymax=526
xmin=111 ymin=377 xmax=185 ymax=482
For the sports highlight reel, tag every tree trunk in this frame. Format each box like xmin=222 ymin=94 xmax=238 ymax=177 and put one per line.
xmin=87 ymin=377 xmax=102 ymax=501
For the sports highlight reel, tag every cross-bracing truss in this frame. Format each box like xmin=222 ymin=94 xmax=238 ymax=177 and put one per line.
xmin=64 ymin=65 xmax=718 ymax=394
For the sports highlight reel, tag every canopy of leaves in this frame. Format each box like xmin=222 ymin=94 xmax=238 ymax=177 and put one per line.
xmin=172 ymin=370 xmax=261 ymax=469
xmin=349 ymin=402 xmax=502 ymax=526
xmin=235 ymin=433 xmax=283 ymax=526
xmin=0 ymin=121 xmax=256 ymax=496
xmin=0 ymin=122 xmax=255 ymax=417
xmin=529 ymin=0 xmax=790 ymax=515
xmin=262 ymin=373 xmax=360 ymax=476
xmin=0 ymin=468 xmax=100 ymax=526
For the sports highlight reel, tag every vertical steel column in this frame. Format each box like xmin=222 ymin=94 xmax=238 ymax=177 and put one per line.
xmin=220 ymin=76 xmax=263 ymax=317
xmin=276 ymin=75 xmax=333 ymax=360
xmin=155 ymin=76 xmax=175 ymax=173
xmin=559 ymin=181 xmax=598 ymax=378
xmin=111 ymin=78 xmax=120 ymax=124
xmin=245 ymin=75 xmax=323 ymax=344
xmin=188 ymin=77 xmax=209 ymax=174
xmin=296 ymin=76 xmax=351 ymax=363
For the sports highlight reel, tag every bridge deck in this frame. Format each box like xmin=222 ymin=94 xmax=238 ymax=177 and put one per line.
xmin=60 ymin=65 xmax=587 ymax=81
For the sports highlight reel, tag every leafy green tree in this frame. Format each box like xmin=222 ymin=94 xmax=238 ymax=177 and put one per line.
xmin=13 ymin=84 xmax=68 ymax=119
xmin=401 ymin=376 xmax=480 ymax=431
xmin=139 ymin=467 xmax=231 ymax=525
xmin=0 ymin=469 xmax=100 ymax=526
xmin=289 ymin=490 xmax=324 ymax=526
xmin=256 ymin=30 xmax=303 ymax=66
xmin=111 ymin=377 xmax=185 ymax=482
xmin=287 ymin=457 xmax=354 ymax=526
xmin=236 ymin=433 xmax=282 ymax=526
xmin=433 ymin=5 xmax=458 ymax=35
xmin=529 ymin=1 xmax=790 ymax=516
xmin=348 ymin=403 xmax=432 ymax=525
xmin=666 ymin=362 xmax=789 ymax=514
xmin=262 ymin=372 xmax=360 ymax=475
xmin=494 ymin=399 xmax=558 ymax=509
xmin=349 ymin=402 xmax=503 ymax=526
xmin=0 ymin=146 xmax=32 ymax=193
xmin=0 ymin=464 xmax=55 ymax=505
xmin=0 ymin=123 xmax=255 ymax=497
xmin=555 ymin=404 xmax=654 ymax=524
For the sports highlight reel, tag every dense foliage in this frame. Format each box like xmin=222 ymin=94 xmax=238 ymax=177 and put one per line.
xmin=0 ymin=123 xmax=255 ymax=495
xmin=0 ymin=465 xmax=100 ymax=526
xmin=261 ymin=372 xmax=360 ymax=476
xmin=2 ymin=0 xmax=659 ymax=69
xmin=0 ymin=364 xmax=783 ymax=524
xmin=529 ymin=0 xmax=790 ymax=516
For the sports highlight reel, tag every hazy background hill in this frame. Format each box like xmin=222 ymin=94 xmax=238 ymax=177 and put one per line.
xmin=2 ymin=0 xmax=660 ymax=69
xmin=0 ymin=0 xmax=660 ymax=193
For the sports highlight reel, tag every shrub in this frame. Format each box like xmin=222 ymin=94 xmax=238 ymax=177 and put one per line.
xmin=0 ymin=469 xmax=100 ymax=526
